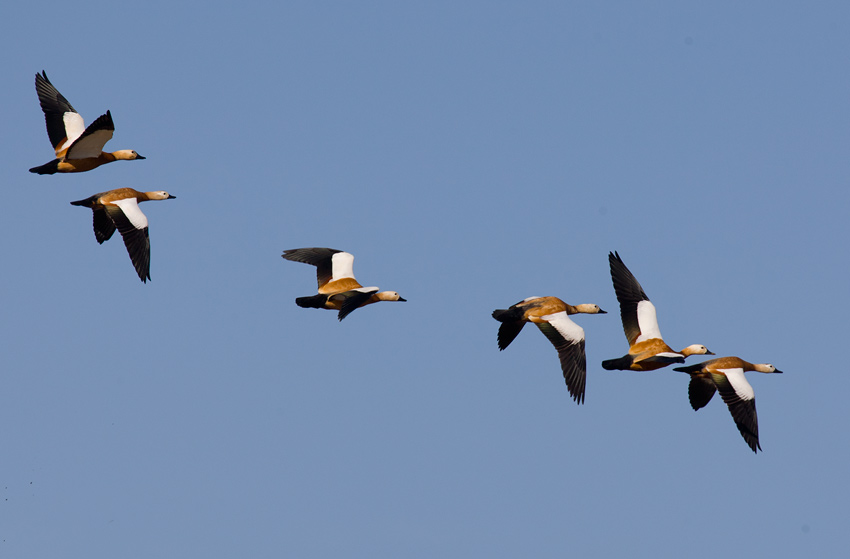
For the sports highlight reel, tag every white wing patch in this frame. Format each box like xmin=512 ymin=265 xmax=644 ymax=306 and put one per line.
xmin=66 ymin=129 xmax=113 ymax=159
xmin=522 ymin=296 xmax=542 ymax=303
xmin=542 ymin=312 xmax=585 ymax=343
xmin=718 ymin=368 xmax=755 ymax=401
xmin=635 ymin=299 xmax=662 ymax=342
xmin=331 ymin=251 xmax=356 ymax=281
xmin=655 ymin=352 xmax=684 ymax=359
xmin=60 ymin=112 xmax=86 ymax=152
xmin=354 ymin=286 xmax=379 ymax=293
xmin=110 ymin=198 xmax=149 ymax=230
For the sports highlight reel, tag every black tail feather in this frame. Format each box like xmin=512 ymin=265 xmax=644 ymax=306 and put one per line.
xmin=295 ymin=294 xmax=328 ymax=309
xmin=601 ymin=355 xmax=634 ymax=370
xmin=492 ymin=307 xmax=523 ymax=322
xmin=672 ymin=363 xmax=704 ymax=373
xmin=30 ymin=159 xmax=60 ymax=175
xmin=70 ymin=195 xmax=99 ymax=207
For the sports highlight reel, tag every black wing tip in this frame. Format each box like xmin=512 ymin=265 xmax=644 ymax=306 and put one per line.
xmin=742 ymin=434 xmax=761 ymax=453
xmin=737 ymin=419 xmax=761 ymax=454
xmin=608 ymin=250 xmax=649 ymax=301
xmin=608 ymin=251 xmax=628 ymax=270
xmin=565 ymin=377 xmax=586 ymax=404
xmin=281 ymin=248 xmax=302 ymax=259
xmin=567 ymin=386 xmax=586 ymax=405
xmin=554 ymin=338 xmax=587 ymax=405
xmin=281 ymin=247 xmax=342 ymax=263
xmin=88 ymin=111 xmax=115 ymax=131
xmin=134 ymin=262 xmax=151 ymax=283
xmin=496 ymin=320 xmax=525 ymax=351
xmin=337 ymin=305 xmax=357 ymax=321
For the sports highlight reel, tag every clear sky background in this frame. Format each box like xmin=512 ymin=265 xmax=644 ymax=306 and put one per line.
xmin=1 ymin=2 xmax=848 ymax=557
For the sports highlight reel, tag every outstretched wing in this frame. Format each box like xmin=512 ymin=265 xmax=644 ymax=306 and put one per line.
xmin=35 ymin=71 xmax=82 ymax=152
xmin=65 ymin=111 xmax=114 ymax=159
xmin=712 ymin=368 xmax=760 ymax=453
xmin=535 ymin=311 xmax=587 ymax=404
xmin=282 ymin=248 xmax=356 ymax=290
xmin=609 ymin=251 xmax=661 ymax=345
xmin=496 ymin=320 xmax=525 ymax=350
xmin=687 ymin=374 xmax=717 ymax=410
xmin=105 ymin=199 xmax=151 ymax=282
xmin=91 ymin=208 xmax=117 ymax=244
xmin=336 ymin=288 xmax=378 ymax=321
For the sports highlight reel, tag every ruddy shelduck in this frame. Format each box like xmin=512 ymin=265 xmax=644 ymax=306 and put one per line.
xmin=674 ymin=356 xmax=783 ymax=453
xmin=30 ymin=71 xmax=145 ymax=174
xmin=492 ymin=296 xmax=606 ymax=404
xmin=71 ymin=188 xmax=176 ymax=283
xmin=602 ymin=251 xmax=713 ymax=371
xmin=281 ymin=248 xmax=406 ymax=321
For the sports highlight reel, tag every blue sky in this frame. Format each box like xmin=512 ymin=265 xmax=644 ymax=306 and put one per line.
xmin=1 ymin=2 xmax=848 ymax=557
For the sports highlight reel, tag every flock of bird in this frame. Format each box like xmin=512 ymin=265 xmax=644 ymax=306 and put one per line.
xmin=30 ymin=71 xmax=782 ymax=454
xmin=491 ymin=251 xmax=782 ymax=453
xmin=31 ymin=71 xmax=171 ymax=282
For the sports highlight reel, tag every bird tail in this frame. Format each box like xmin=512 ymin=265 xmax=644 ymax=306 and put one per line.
xmin=70 ymin=195 xmax=99 ymax=207
xmin=29 ymin=159 xmax=60 ymax=175
xmin=492 ymin=307 xmax=523 ymax=322
xmin=295 ymin=294 xmax=327 ymax=309
xmin=601 ymin=356 xmax=633 ymax=370
xmin=672 ymin=363 xmax=703 ymax=373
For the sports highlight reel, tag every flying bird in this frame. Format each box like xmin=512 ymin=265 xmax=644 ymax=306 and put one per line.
xmin=492 ymin=296 xmax=606 ymax=404
xmin=281 ymin=248 xmax=406 ymax=320
xmin=30 ymin=71 xmax=145 ymax=174
xmin=602 ymin=251 xmax=713 ymax=371
xmin=71 ymin=188 xmax=175 ymax=283
xmin=674 ymin=356 xmax=783 ymax=453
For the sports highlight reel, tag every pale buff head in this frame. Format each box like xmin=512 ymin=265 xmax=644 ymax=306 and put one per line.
xmin=144 ymin=191 xmax=177 ymax=201
xmin=753 ymin=363 xmax=783 ymax=374
xmin=376 ymin=291 xmax=406 ymax=302
xmin=113 ymin=149 xmax=145 ymax=161
xmin=681 ymin=344 xmax=714 ymax=357
xmin=573 ymin=303 xmax=607 ymax=314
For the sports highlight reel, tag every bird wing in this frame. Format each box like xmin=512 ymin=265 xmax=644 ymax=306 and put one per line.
xmin=496 ymin=321 xmax=526 ymax=350
xmin=712 ymin=368 xmax=760 ymax=453
xmin=638 ymin=352 xmax=685 ymax=366
xmin=34 ymin=71 xmax=82 ymax=152
xmin=64 ymin=111 xmax=114 ymax=159
xmin=335 ymin=288 xmax=379 ymax=321
xmin=282 ymin=248 xmax=357 ymax=290
xmin=609 ymin=251 xmax=661 ymax=345
xmin=92 ymin=207 xmax=117 ymax=244
xmin=687 ymin=374 xmax=717 ymax=410
xmin=105 ymin=199 xmax=151 ymax=282
xmin=536 ymin=311 xmax=587 ymax=404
